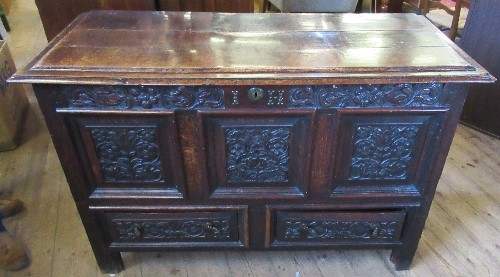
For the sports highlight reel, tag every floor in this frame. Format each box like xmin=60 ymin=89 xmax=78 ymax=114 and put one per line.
xmin=0 ymin=0 xmax=499 ymax=276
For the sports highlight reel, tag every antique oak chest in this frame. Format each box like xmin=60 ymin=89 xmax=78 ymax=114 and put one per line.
xmin=10 ymin=11 xmax=494 ymax=273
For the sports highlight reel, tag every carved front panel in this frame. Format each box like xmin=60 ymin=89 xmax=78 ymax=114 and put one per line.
xmin=349 ymin=124 xmax=420 ymax=181
xmin=331 ymin=111 xmax=445 ymax=195
xmin=204 ymin=114 xmax=311 ymax=198
xmin=90 ymin=127 xmax=163 ymax=182
xmin=226 ymin=127 xmax=290 ymax=183
xmin=274 ymin=210 xmax=405 ymax=246
xmin=70 ymin=115 xmax=185 ymax=196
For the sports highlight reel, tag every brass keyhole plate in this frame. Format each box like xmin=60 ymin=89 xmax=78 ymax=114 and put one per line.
xmin=247 ymin=87 xmax=264 ymax=101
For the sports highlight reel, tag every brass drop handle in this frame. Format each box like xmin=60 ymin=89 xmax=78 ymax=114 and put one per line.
xmin=371 ymin=227 xmax=380 ymax=238
xmin=299 ymin=224 xmax=324 ymax=238
xmin=133 ymin=226 xmax=142 ymax=238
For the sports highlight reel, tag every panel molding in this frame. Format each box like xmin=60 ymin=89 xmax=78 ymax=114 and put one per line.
xmin=204 ymin=114 xmax=311 ymax=199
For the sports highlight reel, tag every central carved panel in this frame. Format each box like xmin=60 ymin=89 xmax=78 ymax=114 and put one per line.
xmin=349 ymin=125 xmax=420 ymax=180
xmin=225 ymin=127 xmax=291 ymax=183
xmin=90 ymin=127 xmax=163 ymax=182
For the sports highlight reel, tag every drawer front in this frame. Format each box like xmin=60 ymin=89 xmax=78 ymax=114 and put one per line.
xmin=102 ymin=209 xmax=247 ymax=249
xmin=273 ymin=210 xmax=405 ymax=247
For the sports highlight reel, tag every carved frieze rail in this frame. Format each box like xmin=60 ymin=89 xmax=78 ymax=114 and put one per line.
xmin=60 ymin=83 xmax=446 ymax=110
xmin=289 ymin=83 xmax=446 ymax=108
xmin=63 ymin=85 xmax=224 ymax=110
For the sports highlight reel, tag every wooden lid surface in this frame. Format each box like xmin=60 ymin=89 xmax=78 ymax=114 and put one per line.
xmin=11 ymin=11 xmax=494 ymax=85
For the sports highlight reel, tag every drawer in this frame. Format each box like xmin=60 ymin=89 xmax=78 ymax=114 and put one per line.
xmin=101 ymin=210 xmax=247 ymax=249
xmin=272 ymin=210 xmax=405 ymax=247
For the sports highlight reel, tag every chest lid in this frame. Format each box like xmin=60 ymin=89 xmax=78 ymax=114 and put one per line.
xmin=10 ymin=11 xmax=494 ymax=85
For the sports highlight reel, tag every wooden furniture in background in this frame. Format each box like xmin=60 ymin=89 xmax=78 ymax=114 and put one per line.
xmin=372 ymin=0 xmax=405 ymax=12
xmin=159 ymin=0 xmax=252 ymax=12
xmin=35 ymin=0 xmax=253 ymax=41
xmin=263 ymin=0 xmax=358 ymax=13
xmin=35 ymin=0 xmax=156 ymax=41
xmin=460 ymin=0 xmax=500 ymax=138
xmin=405 ymin=0 xmax=468 ymax=41
xmin=10 ymin=11 xmax=493 ymax=273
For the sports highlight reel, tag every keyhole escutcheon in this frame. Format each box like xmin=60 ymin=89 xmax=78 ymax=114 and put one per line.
xmin=247 ymin=87 xmax=264 ymax=101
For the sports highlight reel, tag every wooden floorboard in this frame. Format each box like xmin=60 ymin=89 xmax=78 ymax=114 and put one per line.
xmin=0 ymin=0 xmax=498 ymax=276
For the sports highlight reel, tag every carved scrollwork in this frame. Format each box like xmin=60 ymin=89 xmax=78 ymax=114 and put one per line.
xmin=226 ymin=128 xmax=290 ymax=183
xmin=91 ymin=127 xmax=163 ymax=182
xmin=350 ymin=125 xmax=420 ymax=180
xmin=290 ymin=83 xmax=445 ymax=108
xmin=113 ymin=219 xmax=231 ymax=240
xmin=63 ymin=85 xmax=224 ymax=110
xmin=283 ymin=220 xmax=397 ymax=240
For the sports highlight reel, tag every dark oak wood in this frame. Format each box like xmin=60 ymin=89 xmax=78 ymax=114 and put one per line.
xmin=10 ymin=11 xmax=494 ymax=273
xmin=459 ymin=0 xmax=500 ymax=138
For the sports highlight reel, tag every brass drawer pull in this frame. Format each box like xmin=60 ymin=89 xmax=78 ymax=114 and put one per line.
xmin=133 ymin=226 xmax=142 ymax=238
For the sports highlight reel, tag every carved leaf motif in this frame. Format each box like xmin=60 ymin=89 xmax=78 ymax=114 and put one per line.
xmin=317 ymin=85 xmax=351 ymax=107
xmin=126 ymin=86 xmax=161 ymax=109
xmin=93 ymin=86 xmax=126 ymax=106
xmin=91 ymin=128 xmax=163 ymax=182
xmin=289 ymin=86 xmax=315 ymax=107
xmin=193 ymin=87 xmax=225 ymax=108
xmin=163 ymin=86 xmax=195 ymax=108
xmin=350 ymin=125 xmax=420 ymax=180
xmin=226 ymin=128 xmax=290 ymax=183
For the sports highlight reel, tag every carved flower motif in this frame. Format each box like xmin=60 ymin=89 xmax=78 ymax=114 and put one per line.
xmin=352 ymin=85 xmax=382 ymax=107
xmin=127 ymin=87 xmax=160 ymax=109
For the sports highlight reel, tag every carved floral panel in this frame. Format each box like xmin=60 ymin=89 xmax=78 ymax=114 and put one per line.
xmin=349 ymin=124 xmax=420 ymax=180
xmin=283 ymin=220 xmax=397 ymax=240
xmin=90 ymin=127 xmax=163 ymax=182
xmin=113 ymin=219 xmax=230 ymax=240
xmin=226 ymin=128 xmax=290 ymax=183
